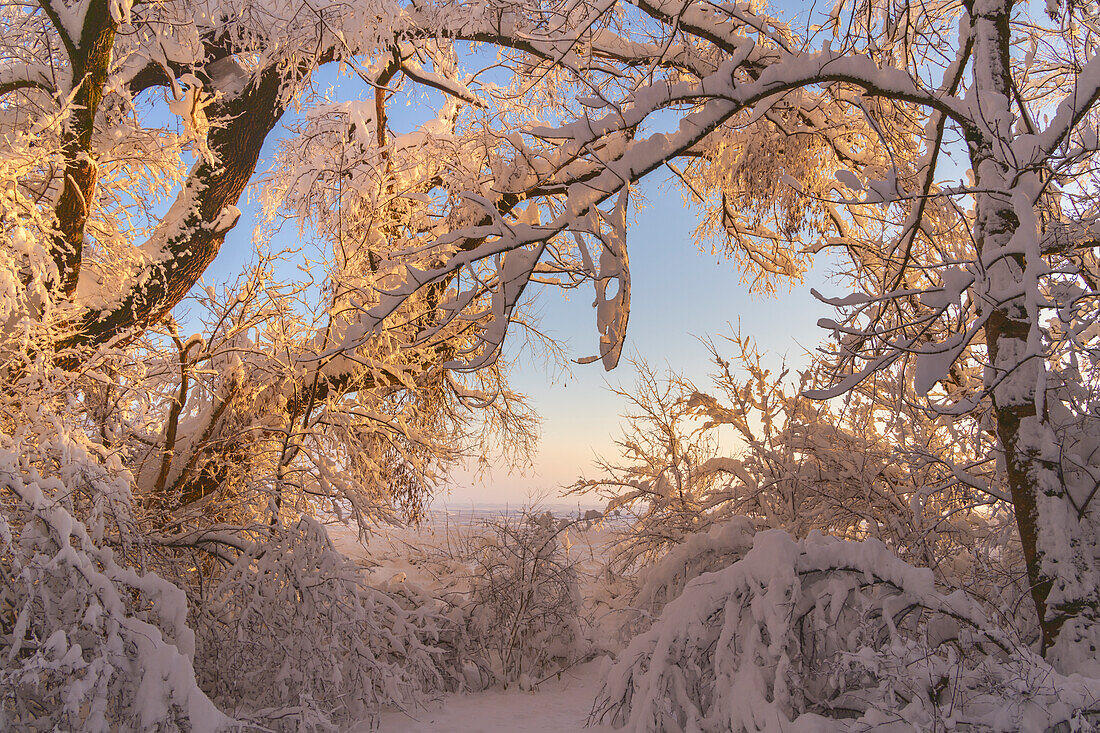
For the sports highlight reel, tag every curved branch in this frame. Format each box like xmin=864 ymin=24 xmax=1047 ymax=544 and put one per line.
xmin=60 ymin=64 xmax=290 ymax=357
xmin=0 ymin=64 xmax=56 ymax=96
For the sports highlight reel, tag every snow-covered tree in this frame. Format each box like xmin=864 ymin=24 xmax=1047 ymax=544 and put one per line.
xmin=0 ymin=1 xmax=561 ymax=726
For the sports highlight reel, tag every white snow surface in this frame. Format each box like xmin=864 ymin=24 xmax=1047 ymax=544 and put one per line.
xmin=367 ymin=659 xmax=613 ymax=733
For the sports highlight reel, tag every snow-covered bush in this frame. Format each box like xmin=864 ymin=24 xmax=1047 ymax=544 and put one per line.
xmin=571 ymin=361 xmax=729 ymax=573
xmin=593 ymin=529 xmax=1100 ymax=732
xmin=439 ymin=511 xmax=587 ymax=688
xmin=0 ymin=441 xmax=227 ymax=731
xmin=192 ymin=516 xmax=460 ymax=731
xmin=577 ymin=341 xmax=1030 ymax=636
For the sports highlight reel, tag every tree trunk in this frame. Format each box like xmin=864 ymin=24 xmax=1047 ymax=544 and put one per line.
xmin=58 ymin=65 xmax=289 ymax=360
xmin=976 ymin=182 xmax=1100 ymax=670
xmin=51 ymin=1 xmax=117 ymax=296
xmin=969 ymin=0 xmax=1100 ymax=671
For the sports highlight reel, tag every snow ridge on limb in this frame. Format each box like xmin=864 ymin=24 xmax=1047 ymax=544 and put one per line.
xmin=593 ymin=528 xmax=1100 ymax=733
xmin=576 ymin=187 xmax=631 ymax=370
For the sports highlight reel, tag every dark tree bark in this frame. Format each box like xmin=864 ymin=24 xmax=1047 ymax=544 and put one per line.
xmin=46 ymin=0 xmax=117 ymax=296
xmin=59 ymin=64 xmax=289 ymax=354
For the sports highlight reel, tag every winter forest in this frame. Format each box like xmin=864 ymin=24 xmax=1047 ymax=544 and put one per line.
xmin=4 ymin=0 xmax=1100 ymax=729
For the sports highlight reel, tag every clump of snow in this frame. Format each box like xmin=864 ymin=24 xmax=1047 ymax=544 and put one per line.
xmin=167 ymin=73 xmax=215 ymax=163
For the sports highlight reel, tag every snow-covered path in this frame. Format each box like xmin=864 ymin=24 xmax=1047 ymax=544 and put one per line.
xmin=368 ymin=660 xmax=613 ymax=733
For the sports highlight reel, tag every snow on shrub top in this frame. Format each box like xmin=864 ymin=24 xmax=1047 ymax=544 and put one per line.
xmin=593 ymin=527 xmax=1100 ymax=733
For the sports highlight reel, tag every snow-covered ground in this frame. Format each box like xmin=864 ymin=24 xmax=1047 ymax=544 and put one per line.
xmin=367 ymin=659 xmax=612 ymax=733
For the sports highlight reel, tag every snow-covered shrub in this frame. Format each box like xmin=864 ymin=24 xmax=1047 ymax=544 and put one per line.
xmin=452 ymin=511 xmax=586 ymax=688
xmin=192 ymin=516 xmax=459 ymax=731
xmin=571 ymin=361 xmax=729 ymax=573
xmin=577 ymin=341 xmax=1030 ymax=636
xmin=631 ymin=518 xmax=756 ymax=617
xmin=593 ymin=529 xmax=1100 ymax=732
xmin=0 ymin=176 xmax=228 ymax=730
xmin=0 ymin=446 xmax=228 ymax=731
